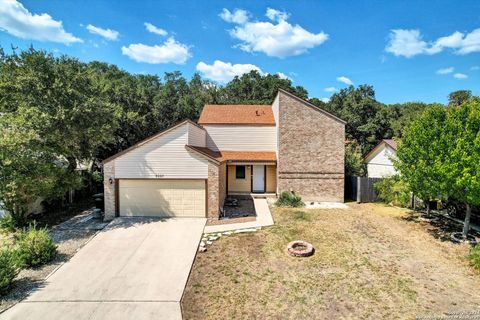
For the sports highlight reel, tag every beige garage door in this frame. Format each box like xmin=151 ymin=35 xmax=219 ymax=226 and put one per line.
xmin=119 ymin=179 xmax=206 ymax=217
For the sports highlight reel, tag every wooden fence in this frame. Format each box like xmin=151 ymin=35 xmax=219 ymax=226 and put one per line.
xmin=345 ymin=176 xmax=383 ymax=203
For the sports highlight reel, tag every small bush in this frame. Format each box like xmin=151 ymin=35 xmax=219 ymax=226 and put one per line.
xmin=0 ymin=247 xmax=20 ymax=294
xmin=15 ymin=224 xmax=57 ymax=268
xmin=0 ymin=214 xmax=17 ymax=233
xmin=374 ymin=175 xmax=410 ymax=207
xmin=469 ymin=244 xmax=480 ymax=271
xmin=275 ymin=191 xmax=305 ymax=208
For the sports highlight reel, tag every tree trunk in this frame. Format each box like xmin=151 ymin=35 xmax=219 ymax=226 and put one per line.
xmin=463 ymin=204 xmax=472 ymax=237
xmin=425 ymin=199 xmax=430 ymax=216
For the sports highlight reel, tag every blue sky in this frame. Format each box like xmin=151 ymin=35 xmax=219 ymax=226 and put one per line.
xmin=0 ymin=0 xmax=479 ymax=104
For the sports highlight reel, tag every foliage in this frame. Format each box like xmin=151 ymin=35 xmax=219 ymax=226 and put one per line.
xmin=0 ymin=126 xmax=81 ymax=227
xmin=0 ymin=247 xmax=20 ymax=294
xmin=441 ymin=99 xmax=480 ymax=236
xmin=275 ymin=191 xmax=305 ymax=208
xmin=448 ymin=90 xmax=472 ymax=107
xmin=345 ymin=144 xmax=365 ymax=176
xmin=0 ymin=214 xmax=17 ymax=233
xmin=387 ymin=102 xmax=428 ymax=138
xmin=15 ymin=224 xmax=57 ymax=268
xmin=374 ymin=175 xmax=410 ymax=207
xmin=468 ymin=244 xmax=480 ymax=271
xmin=325 ymin=85 xmax=390 ymax=154
xmin=395 ymin=104 xmax=447 ymax=213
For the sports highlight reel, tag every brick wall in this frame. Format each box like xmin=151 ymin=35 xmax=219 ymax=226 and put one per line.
xmin=207 ymin=161 xmax=224 ymax=220
xmin=103 ymin=161 xmax=116 ymax=221
xmin=277 ymin=91 xmax=345 ymax=202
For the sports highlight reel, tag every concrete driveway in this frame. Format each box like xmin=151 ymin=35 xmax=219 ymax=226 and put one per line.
xmin=1 ymin=217 xmax=206 ymax=320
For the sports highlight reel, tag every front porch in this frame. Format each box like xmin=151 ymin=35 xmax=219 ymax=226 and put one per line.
xmin=226 ymin=163 xmax=277 ymax=196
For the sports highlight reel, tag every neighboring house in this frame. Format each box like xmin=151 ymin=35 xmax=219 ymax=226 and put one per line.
xmin=364 ymin=139 xmax=398 ymax=178
xmin=102 ymin=89 xmax=346 ymax=221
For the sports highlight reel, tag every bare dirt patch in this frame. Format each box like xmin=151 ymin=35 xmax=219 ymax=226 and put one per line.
xmin=182 ymin=203 xmax=480 ymax=319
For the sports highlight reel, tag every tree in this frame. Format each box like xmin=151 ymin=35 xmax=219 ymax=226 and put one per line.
xmin=448 ymin=90 xmax=472 ymax=107
xmin=395 ymin=104 xmax=447 ymax=215
xmin=219 ymin=70 xmax=308 ymax=104
xmin=0 ymin=48 xmax=120 ymax=169
xmin=442 ymin=99 xmax=480 ymax=237
xmin=386 ymin=102 xmax=428 ymax=138
xmin=326 ymin=85 xmax=390 ymax=154
xmin=0 ymin=124 xmax=80 ymax=226
xmin=345 ymin=144 xmax=365 ymax=176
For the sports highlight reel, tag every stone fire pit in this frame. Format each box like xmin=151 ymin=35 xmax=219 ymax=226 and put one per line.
xmin=287 ymin=240 xmax=314 ymax=257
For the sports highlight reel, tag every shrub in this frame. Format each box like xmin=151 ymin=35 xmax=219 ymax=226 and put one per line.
xmin=469 ymin=244 xmax=480 ymax=271
xmin=0 ymin=247 xmax=20 ymax=294
xmin=15 ymin=224 xmax=57 ymax=268
xmin=0 ymin=214 xmax=17 ymax=233
xmin=374 ymin=175 xmax=411 ymax=207
xmin=275 ymin=191 xmax=305 ymax=208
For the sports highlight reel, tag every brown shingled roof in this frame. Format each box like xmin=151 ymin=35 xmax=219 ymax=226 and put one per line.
xmin=197 ymin=104 xmax=275 ymax=125
xmin=383 ymin=139 xmax=397 ymax=150
xmin=186 ymin=145 xmax=276 ymax=163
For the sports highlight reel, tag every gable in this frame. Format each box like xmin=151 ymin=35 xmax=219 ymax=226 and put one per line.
xmin=114 ymin=124 xmax=209 ymax=178
xmin=365 ymin=143 xmax=396 ymax=164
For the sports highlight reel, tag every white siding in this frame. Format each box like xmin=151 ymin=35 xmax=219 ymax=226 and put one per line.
xmin=114 ymin=124 xmax=209 ymax=179
xmin=366 ymin=145 xmax=398 ymax=178
xmin=204 ymin=125 xmax=277 ymax=151
xmin=187 ymin=123 xmax=206 ymax=147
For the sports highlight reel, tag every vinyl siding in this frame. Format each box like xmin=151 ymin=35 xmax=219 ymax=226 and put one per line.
xmin=187 ymin=123 xmax=206 ymax=147
xmin=366 ymin=145 xmax=398 ymax=178
xmin=114 ymin=124 xmax=209 ymax=179
xmin=204 ymin=125 xmax=277 ymax=151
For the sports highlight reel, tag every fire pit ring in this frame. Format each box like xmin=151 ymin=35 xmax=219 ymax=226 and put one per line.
xmin=287 ymin=240 xmax=314 ymax=257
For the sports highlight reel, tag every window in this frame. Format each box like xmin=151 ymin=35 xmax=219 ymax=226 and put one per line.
xmin=235 ymin=166 xmax=246 ymax=179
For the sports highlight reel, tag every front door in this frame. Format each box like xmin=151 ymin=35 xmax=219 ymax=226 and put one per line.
xmin=252 ymin=165 xmax=265 ymax=193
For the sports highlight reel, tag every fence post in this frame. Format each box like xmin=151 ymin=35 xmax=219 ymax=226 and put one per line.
xmin=356 ymin=176 xmax=361 ymax=203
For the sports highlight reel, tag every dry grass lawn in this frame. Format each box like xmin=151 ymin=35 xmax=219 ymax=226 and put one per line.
xmin=182 ymin=203 xmax=480 ymax=319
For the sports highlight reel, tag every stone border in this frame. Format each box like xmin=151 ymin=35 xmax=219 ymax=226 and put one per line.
xmin=287 ymin=240 xmax=314 ymax=257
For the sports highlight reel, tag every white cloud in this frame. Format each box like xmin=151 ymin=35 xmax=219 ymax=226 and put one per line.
xmin=386 ymin=28 xmax=480 ymax=57
xmin=0 ymin=0 xmax=81 ymax=44
xmin=122 ymin=37 xmax=191 ymax=64
xmin=220 ymin=8 xmax=328 ymax=58
xmin=320 ymin=98 xmax=330 ymax=103
xmin=436 ymin=67 xmax=454 ymax=75
xmin=276 ymin=72 xmax=289 ymax=80
xmin=144 ymin=22 xmax=167 ymax=36
xmin=265 ymin=8 xmax=289 ymax=22
xmin=324 ymin=87 xmax=337 ymax=93
xmin=196 ymin=60 xmax=262 ymax=83
xmin=337 ymin=76 xmax=353 ymax=85
xmin=471 ymin=66 xmax=480 ymax=71
xmin=219 ymin=8 xmax=249 ymax=24
xmin=86 ymin=24 xmax=118 ymax=41
xmin=453 ymin=73 xmax=468 ymax=79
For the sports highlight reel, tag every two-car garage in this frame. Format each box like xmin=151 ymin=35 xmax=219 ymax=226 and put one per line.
xmin=118 ymin=179 xmax=206 ymax=217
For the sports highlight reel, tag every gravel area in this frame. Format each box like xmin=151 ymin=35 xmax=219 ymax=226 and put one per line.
xmin=0 ymin=209 xmax=108 ymax=313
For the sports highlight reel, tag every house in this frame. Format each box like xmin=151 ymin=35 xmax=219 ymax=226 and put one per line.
xmin=102 ymin=89 xmax=346 ymax=221
xmin=364 ymin=139 xmax=398 ymax=178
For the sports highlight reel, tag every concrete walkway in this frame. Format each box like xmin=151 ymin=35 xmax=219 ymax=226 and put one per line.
xmin=1 ymin=217 xmax=206 ymax=320
xmin=204 ymin=198 xmax=274 ymax=233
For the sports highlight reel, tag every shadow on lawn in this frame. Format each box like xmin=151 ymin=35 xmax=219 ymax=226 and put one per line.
xmin=402 ymin=210 xmax=479 ymax=244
